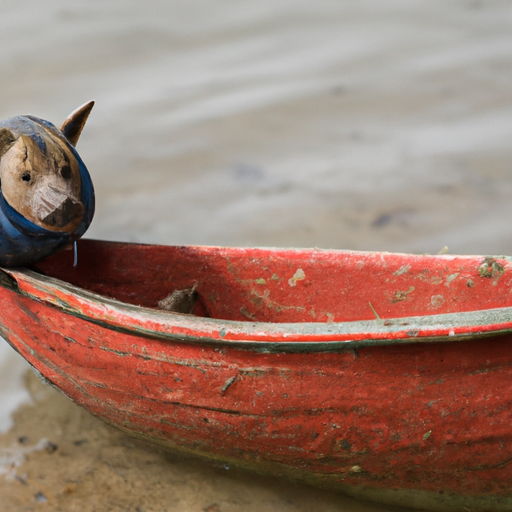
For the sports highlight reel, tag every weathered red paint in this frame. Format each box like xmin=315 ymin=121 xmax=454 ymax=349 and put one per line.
xmin=2 ymin=240 xmax=512 ymax=511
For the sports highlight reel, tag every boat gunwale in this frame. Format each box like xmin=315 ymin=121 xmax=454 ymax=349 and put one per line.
xmin=2 ymin=265 xmax=512 ymax=352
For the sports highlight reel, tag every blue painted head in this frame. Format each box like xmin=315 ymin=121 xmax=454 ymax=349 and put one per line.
xmin=0 ymin=101 xmax=95 ymax=267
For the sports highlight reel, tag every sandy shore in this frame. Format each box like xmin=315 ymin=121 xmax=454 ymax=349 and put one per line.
xmin=1 ymin=1 xmax=512 ymax=510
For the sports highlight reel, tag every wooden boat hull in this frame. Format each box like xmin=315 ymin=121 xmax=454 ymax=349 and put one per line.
xmin=2 ymin=239 xmax=512 ymax=511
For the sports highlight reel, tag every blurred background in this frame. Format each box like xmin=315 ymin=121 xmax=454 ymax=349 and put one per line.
xmin=0 ymin=1 xmax=511 ymax=510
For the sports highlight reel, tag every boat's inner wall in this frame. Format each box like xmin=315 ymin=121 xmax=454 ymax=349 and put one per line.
xmin=33 ymin=240 xmax=512 ymax=323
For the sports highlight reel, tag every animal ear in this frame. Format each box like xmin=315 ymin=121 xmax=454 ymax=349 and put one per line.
xmin=60 ymin=100 xmax=95 ymax=147
xmin=0 ymin=128 xmax=16 ymax=158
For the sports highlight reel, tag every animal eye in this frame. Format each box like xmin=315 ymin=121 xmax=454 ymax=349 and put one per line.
xmin=21 ymin=172 xmax=31 ymax=182
xmin=61 ymin=165 xmax=72 ymax=180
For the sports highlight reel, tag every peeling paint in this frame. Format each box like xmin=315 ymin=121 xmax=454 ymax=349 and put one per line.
xmin=445 ymin=273 xmax=459 ymax=287
xmin=392 ymin=286 xmax=415 ymax=303
xmin=99 ymin=346 xmax=131 ymax=357
xmin=288 ymin=268 xmax=305 ymax=287
xmin=394 ymin=265 xmax=411 ymax=276
xmin=430 ymin=295 xmax=445 ymax=308
xmin=240 ymin=307 xmax=256 ymax=320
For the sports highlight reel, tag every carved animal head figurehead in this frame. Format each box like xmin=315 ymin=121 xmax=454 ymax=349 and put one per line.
xmin=0 ymin=101 xmax=94 ymax=234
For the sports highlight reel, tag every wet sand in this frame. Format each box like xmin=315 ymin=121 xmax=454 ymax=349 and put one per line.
xmin=1 ymin=1 xmax=512 ymax=510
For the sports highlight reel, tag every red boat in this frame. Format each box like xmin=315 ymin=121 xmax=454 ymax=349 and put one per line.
xmin=1 ymin=239 xmax=512 ymax=511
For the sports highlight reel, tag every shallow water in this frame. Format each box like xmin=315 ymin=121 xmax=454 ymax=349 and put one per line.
xmin=0 ymin=1 xmax=512 ymax=510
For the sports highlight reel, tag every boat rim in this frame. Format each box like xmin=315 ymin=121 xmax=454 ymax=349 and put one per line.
xmin=2 ymin=265 xmax=512 ymax=353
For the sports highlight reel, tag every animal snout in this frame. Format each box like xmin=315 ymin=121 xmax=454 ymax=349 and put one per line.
xmin=41 ymin=196 xmax=84 ymax=229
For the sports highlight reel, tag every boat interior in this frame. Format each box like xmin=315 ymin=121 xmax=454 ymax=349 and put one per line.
xmin=31 ymin=239 xmax=512 ymax=324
